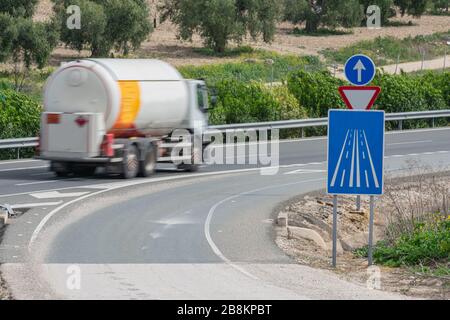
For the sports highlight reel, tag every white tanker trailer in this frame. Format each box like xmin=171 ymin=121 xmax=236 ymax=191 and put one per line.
xmin=39 ymin=59 xmax=210 ymax=178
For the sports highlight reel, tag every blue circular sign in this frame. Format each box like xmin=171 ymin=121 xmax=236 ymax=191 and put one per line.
xmin=344 ymin=54 xmax=376 ymax=86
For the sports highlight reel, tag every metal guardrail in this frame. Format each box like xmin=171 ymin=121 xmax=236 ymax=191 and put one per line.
xmin=0 ymin=110 xmax=449 ymax=152
xmin=208 ymin=110 xmax=450 ymax=131
xmin=0 ymin=137 xmax=39 ymax=150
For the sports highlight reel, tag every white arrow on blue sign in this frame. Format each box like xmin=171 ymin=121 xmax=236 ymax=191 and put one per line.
xmin=327 ymin=110 xmax=385 ymax=196
xmin=344 ymin=54 xmax=376 ymax=86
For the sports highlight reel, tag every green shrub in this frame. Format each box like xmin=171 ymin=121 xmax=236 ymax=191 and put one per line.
xmin=373 ymin=71 xmax=447 ymax=129
xmin=372 ymin=217 xmax=450 ymax=267
xmin=209 ymin=80 xmax=306 ymax=125
xmin=287 ymin=70 xmax=346 ymax=118
xmin=0 ymin=89 xmax=41 ymax=159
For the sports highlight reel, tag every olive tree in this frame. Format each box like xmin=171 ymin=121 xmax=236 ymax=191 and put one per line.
xmin=0 ymin=0 xmax=39 ymax=18
xmin=53 ymin=0 xmax=153 ymax=57
xmin=283 ymin=0 xmax=363 ymax=33
xmin=0 ymin=3 xmax=59 ymax=91
xmin=160 ymin=0 xmax=281 ymax=53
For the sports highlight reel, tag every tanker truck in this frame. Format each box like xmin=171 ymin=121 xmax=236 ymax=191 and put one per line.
xmin=38 ymin=59 xmax=210 ymax=178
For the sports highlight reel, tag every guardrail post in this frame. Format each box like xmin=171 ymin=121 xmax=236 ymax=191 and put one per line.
xmin=398 ymin=120 xmax=403 ymax=131
xmin=432 ymin=118 xmax=435 ymax=128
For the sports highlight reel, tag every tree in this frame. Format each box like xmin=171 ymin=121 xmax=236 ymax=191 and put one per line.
xmin=0 ymin=0 xmax=39 ymax=18
xmin=283 ymin=0 xmax=363 ymax=33
xmin=160 ymin=0 xmax=281 ymax=53
xmin=394 ymin=0 xmax=428 ymax=17
xmin=53 ymin=0 xmax=153 ymax=56
xmin=102 ymin=0 xmax=153 ymax=56
xmin=53 ymin=0 xmax=108 ymax=56
xmin=431 ymin=0 xmax=449 ymax=13
xmin=0 ymin=4 xmax=59 ymax=91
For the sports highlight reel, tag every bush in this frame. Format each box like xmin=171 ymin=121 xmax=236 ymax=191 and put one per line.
xmin=0 ymin=89 xmax=41 ymax=159
xmin=372 ymin=217 xmax=450 ymax=267
xmin=209 ymin=80 xmax=306 ymax=125
xmin=287 ymin=70 xmax=346 ymax=118
xmin=373 ymin=71 xmax=447 ymax=129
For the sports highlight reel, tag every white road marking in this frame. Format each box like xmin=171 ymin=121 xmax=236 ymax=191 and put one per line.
xmin=30 ymin=191 xmax=90 ymax=199
xmin=0 ymin=166 xmax=48 ymax=173
xmin=0 ymin=160 xmax=44 ymax=165
xmin=11 ymin=202 xmax=62 ymax=209
xmin=15 ymin=180 xmax=58 ymax=186
xmin=284 ymin=169 xmax=326 ymax=175
xmin=204 ymin=178 xmax=326 ymax=280
xmin=387 ymin=140 xmax=432 ymax=146
xmin=26 ymin=163 xmax=328 ymax=249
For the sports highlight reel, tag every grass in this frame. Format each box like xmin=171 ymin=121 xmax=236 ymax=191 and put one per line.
xmin=192 ymin=45 xmax=256 ymax=57
xmin=179 ymin=50 xmax=325 ymax=86
xmin=322 ymin=30 xmax=450 ymax=66
xmin=292 ymin=27 xmax=353 ymax=37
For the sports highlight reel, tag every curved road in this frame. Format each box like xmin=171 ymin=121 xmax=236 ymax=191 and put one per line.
xmin=1 ymin=127 xmax=450 ymax=299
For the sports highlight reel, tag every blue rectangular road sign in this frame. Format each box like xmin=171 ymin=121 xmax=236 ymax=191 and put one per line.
xmin=327 ymin=110 xmax=385 ymax=195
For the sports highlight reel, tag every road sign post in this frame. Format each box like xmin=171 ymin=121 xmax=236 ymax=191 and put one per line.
xmin=332 ymin=195 xmax=338 ymax=268
xmin=368 ymin=196 xmax=376 ymax=266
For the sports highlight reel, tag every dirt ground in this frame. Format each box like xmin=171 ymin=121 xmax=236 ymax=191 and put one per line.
xmin=276 ymin=171 xmax=450 ymax=300
xmin=34 ymin=0 xmax=450 ymax=66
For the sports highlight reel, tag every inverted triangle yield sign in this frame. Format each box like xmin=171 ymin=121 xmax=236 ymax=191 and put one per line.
xmin=339 ymin=86 xmax=381 ymax=110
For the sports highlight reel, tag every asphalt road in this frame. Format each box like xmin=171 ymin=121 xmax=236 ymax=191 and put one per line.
xmin=1 ymin=127 xmax=450 ymax=299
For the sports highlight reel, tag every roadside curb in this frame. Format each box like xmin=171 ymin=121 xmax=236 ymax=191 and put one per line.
xmin=277 ymin=210 xmax=344 ymax=254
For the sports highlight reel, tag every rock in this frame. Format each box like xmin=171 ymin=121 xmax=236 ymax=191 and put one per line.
xmin=287 ymin=226 xmax=344 ymax=254
xmin=277 ymin=211 xmax=288 ymax=227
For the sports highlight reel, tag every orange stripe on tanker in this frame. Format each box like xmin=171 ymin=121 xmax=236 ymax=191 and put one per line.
xmin=113 ymin=81 xmax=141 ymax=130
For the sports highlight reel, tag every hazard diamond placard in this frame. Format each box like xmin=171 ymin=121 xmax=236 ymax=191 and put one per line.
xmin=339 ymin=86 xmax=381 ymax=110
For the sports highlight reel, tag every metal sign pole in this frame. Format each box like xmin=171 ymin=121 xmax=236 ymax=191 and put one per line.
xmin=368 ymin=196 xmax=375 ymax=266
xmin=356 ymin=195 xmax=361 ymax=211
xmin=332 ymin=195 xmax=338 ymax=268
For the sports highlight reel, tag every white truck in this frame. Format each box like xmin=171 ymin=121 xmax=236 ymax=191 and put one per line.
xmin=39 ymin=59 xmax=210 ymax=178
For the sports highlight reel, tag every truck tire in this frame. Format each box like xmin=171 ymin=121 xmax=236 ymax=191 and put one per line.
xmin=51 ymin=161 xmax=70 ymax=177
xmin=177 ymin=144 xmax=201 ymax=172
xmin=139 ymin=145 xmax=157 ymax=177
xmin=121 ymin=144 xmax=139 ymax=179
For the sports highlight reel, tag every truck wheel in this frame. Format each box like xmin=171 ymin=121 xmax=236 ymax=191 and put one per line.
xmin=177 ymin=145 xmax=201 ymax=172
xmin=121 ymin=144 xmax=139 ymax=179
xmin=51 ymin=161 xmax=70 ymax=177
xmin=139 ymin=146 xmax=157 ymax=177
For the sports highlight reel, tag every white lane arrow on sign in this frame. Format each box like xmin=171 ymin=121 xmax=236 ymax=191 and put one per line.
xmin=353 ymin=60 xmax=366 ymax=83
xmin=339 ymin=86 xmax=381 ymax=110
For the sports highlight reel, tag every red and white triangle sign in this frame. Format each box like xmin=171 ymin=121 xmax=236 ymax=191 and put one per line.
xmin=339 ymin=86 xmax=381 ymax=110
